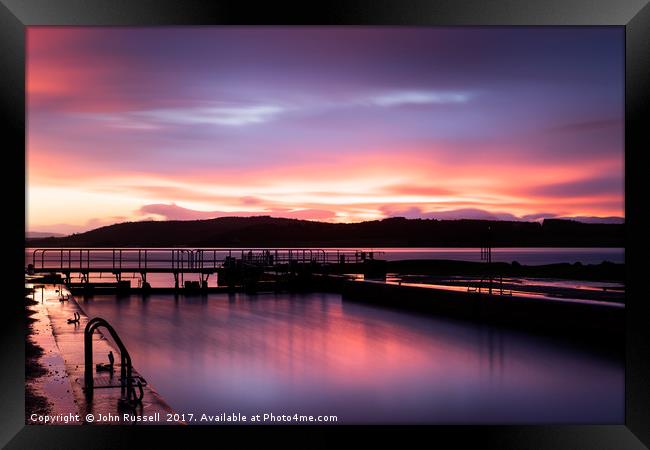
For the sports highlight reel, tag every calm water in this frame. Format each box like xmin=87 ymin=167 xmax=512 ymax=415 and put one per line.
xmin=372 ymin=247 xmax=624 ymax=264
xmin=77 ymin=292 xmax=623 ymax=424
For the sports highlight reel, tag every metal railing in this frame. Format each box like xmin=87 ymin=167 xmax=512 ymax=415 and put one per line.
xmin=28 ymin=248 xmax=379 ymax=273
xmin=31 ymin=248 xmax=194 ymax=272
xmin=467 ymin=276 xmax=513 ymax=296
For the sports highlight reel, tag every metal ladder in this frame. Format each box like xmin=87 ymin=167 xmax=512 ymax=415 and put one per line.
xmin=83 ymin=317 xmax=145 ymax=407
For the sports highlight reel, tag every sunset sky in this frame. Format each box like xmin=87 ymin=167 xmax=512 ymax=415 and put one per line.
xmin=27 ymin=27 xmax=624 ymax=234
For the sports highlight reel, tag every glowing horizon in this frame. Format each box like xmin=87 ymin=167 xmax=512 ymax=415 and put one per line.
xmin=27 ymin=27 xmax=624 ymax=234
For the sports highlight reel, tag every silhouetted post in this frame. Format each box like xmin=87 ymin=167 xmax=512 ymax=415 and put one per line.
xmin=480 ymin=226 xmax=493 ymax=295
xmin=487 ymin=226 xmax=493 ymax=295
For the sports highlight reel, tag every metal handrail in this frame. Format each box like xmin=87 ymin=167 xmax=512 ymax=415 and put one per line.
xmin=28 ymin=247 xmax=377 ymax=272
xmin=84 ymin=317 xmax=142 ymax=404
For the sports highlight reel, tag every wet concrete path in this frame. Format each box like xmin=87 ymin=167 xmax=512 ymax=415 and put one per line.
xmin=27 ymin=284 xmax=180 ymax=425
xmin=27 ymin=289 xmax=79 ymax=423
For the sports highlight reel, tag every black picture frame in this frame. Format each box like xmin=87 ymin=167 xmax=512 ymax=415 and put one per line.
xmin=2 ymin=1 xmax=648 ymax=448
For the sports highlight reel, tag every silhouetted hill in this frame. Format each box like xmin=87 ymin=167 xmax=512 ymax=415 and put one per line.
xmin=26 ymin=231 xmax=65 ymax=239
xmin=25 ymin=216 xmax=624 ymax=247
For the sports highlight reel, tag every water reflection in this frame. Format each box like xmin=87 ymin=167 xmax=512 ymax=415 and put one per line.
xmin=78 ymin=292 xmax=623 ymax=424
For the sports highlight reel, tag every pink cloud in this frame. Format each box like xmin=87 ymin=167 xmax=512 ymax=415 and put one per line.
xmin=381 ymin=206 xmax=520 ymax=221
xmin=138 ymin=203 xmax=337 ymax=222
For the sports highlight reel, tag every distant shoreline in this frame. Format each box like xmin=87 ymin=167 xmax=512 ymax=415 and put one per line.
xmin=24 ymin=217 xmax=624 ymax=248
xmin=25 ymin=243 xmax=625 ymax=248
xmin=385 ymin=259 xmax=624 ymax=283
xmin=25 ymin=244 xmax=625 ymax=251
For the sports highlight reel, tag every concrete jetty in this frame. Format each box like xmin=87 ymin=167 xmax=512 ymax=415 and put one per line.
xmin=26 ymin=284 xmax=181 ymax=425
xmin=341 ymin=279 xmax=624 ymax=343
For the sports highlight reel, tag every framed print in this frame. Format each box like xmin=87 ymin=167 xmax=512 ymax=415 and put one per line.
xmin=2 ymin=0 xmax=649 ymax=448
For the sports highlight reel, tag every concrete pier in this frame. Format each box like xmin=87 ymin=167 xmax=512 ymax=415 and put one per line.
xmin=341 ymin=280 xmax=624 ymax=343
xmin=27 ymin=284 xmax=181 ymax=425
